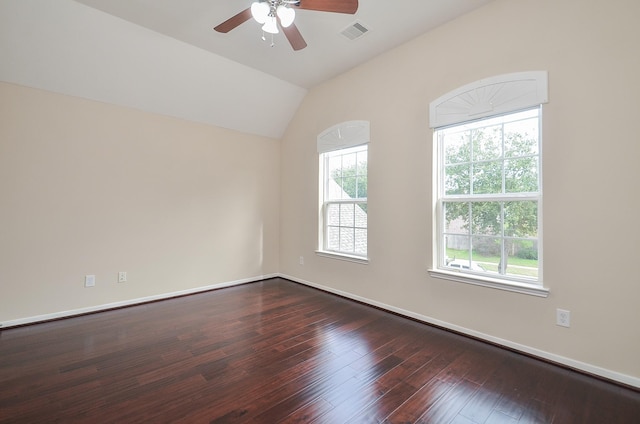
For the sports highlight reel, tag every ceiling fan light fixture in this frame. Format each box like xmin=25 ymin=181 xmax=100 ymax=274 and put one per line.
xmin=251 ymin=1 xmax=269 ymax=24
xmin=215 ymin=0 xmax=359 ymax=51
xmin=262 ymin=16 xmax=279 ymax=34
xmin=276 ymin=5 xmax=295 ymax=28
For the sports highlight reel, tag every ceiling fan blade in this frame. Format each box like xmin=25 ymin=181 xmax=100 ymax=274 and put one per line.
xmin=282 ymin=23 xmax=307 ymax=51
xmin=214 ymin=7 xmax=252 ymax=33
xmin=295 ymin=0 xmax=358 ymax=14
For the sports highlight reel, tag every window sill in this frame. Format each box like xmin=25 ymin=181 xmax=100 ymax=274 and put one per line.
xmin=316 ymin=250 xmax=369 ymax=265
xmin=428 ymin=268 xmax=549 ymax=297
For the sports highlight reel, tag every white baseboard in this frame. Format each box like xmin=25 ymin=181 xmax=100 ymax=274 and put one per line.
xmin=1 ymin=273 xmax=278 ymax=329
xmin=280 ymin=273 xmax=640 ymax=390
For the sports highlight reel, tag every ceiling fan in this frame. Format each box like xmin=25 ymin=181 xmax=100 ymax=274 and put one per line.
xmin=214 ymin=0 xmax=358 ymax=51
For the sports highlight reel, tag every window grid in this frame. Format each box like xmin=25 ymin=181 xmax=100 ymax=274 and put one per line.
xmin=322 ymin=145 xmax=368 ymax=257
xmin=437 ymin=108 xmax=541 ymax=283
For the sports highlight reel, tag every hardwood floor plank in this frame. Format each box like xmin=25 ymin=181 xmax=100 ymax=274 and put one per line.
xmin=415 ymin=378 xmax=480 ymax=423
xmin=404 ymin=348 xmax=463 ymax=389
xmin=346 ymin=381 xmax=418 ymax=423
xmin=457 ymin=385 xmax=503 ymax=423
xmin=383 ymin=377 xmax=454 ymax=423
xmin=518 ymin=399 xmax=555 ymax=424
xmin=0 ymin=278 xmax=638 ymax=424
xmin=280 ymin=397 xmax=335 ymax=424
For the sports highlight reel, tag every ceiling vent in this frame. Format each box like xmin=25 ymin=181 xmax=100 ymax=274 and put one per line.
xmin=340 ymin=21 xmax=369 ymax=41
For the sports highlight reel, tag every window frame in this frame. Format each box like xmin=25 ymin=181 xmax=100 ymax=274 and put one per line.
xmin=428 ymin=72 xmax=549 ymax=297
xmin=320 ymin=145 xmax=368 ymax=259
xmin=316 ymin=121 xmax=370 ymax=263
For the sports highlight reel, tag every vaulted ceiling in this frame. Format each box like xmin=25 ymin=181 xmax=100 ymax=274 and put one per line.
xmin=73 ymin=0 xmax=493 ymax=88
xmin=1 ymin=0 xmax=493 ymax=138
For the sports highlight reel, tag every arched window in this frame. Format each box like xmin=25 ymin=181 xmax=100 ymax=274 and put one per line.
xmin=429 ymin=72 xmax=549 ymax=296
xmin=317 ymin=120 xmax=370 ymax=260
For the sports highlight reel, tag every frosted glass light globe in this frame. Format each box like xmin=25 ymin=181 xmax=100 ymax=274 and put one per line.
xmin=251 ymin=2 xmax=269 ymax=24
xmin=276 ymin=5 xmax=295 ymax=28
xmin=262 ymin=16 xmax=279 ymax=34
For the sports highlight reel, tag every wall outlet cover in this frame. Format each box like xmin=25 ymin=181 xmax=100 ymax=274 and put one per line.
xmin=556 ymin=309 xmax=570 ymax=327
xmin=85 ymin=275 xmax=96 ymax=287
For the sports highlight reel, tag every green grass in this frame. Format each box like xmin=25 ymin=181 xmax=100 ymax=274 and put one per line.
xmin=446 ymin=248 xmax=538 ymax=278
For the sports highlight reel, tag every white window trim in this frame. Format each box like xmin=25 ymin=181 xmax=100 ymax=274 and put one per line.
xmin=315 ymin=250 xmax=369 ymax=264
xmin=317 ymin=120 xmax=370 ymax=261
xmin=428 ymin=268 xmax=549 ymax=297
xmin=429 ymin=71 xmax=548 ymax=129
xmin=429 ymin=72 xmax=549 ymax=297
xmin=317 ymin=120 xmax=370 ymax=153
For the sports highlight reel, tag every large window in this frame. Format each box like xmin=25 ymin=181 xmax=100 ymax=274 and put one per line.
xmin=317 ymin=121 xmax=369 ymax=260
xmin=438 ymin=108 xmax=540 ymax=280
xmin=429 ymin=72 xmax=548 ymax=296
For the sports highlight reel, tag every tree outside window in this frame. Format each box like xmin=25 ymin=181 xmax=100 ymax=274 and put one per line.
xmin=438 ymin=108 xmax=540 ymax=281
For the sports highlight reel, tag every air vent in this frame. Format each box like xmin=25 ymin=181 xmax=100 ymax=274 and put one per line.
xmin=340 ymin=21 xmax=369 ymax=41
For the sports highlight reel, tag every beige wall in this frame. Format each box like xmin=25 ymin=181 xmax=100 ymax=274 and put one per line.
xmin=0 ymin=82 xmax=280 ymax=322
xmin=280 ymin=0 xmax=640 ymax=382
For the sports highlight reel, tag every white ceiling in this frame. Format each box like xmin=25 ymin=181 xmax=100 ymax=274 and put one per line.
xmin=73 ymin=0 xmax=494 ymax=89
xmin=1 ymin=0 xmax=493 ymax=138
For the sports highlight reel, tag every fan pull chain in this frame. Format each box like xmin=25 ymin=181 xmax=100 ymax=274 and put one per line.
xmin=260 ymin=30 xmax=275 ymax=48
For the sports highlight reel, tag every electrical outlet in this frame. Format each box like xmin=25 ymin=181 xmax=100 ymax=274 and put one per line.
xmin=299 ymin=256 xmax=304 ymax=265
xmin=118 ymin=272 xmax=127 ymax=283
xmin=556 ymin=309 xmax=570 ymax=327
xmin=85 ymin=275 xmax=96 ymax=288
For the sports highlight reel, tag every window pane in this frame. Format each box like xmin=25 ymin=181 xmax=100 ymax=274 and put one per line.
xmin=342 ymin=152 xmax=356 ymax=169
xmin=445 ymin=164 xmax=470 ymax=195
xmin=327 ymin=226 xmax=339 ymax=250
xmin=340 ymin=203 xmax=355 ymax=227
xmin=504 ymin=201 xmax=538 ymax=238
xmin=341 ymin=176 xmax=356 ymax=199
xmin=328 ymin=155 xmax=342 ymax=178
xmin=471 ymin=202 xmax=501 ymax=236
xmin=506 ymin=263 xmax=538 ymax=279
xmin=357 ymin=151 xmax=368 ymax=175
xmin=444 ymin=202 xmax=469 ymax=234
xmin=472 ymin=236 xmax=500 ymax=273
xmin=327 ymin=203 xmax=340 ymax=226
xmin=327 ymin=174 xmax=343 ymax=200
xmin=355 ymin=229 xmax=367 ymax=255
xmin=356 ymin=175 xmax=367 ymax=198
xmin=472 ymin=125 xmax=502 ymax=162
xmin=506 ymin=239 xmax=538 ymax=279
xmin=355 ymin=203 xmax=367 ymax=228
xmin=445 ymin=234 xmax=470 ymax=262
xmin=504 ymin=117 xmax=538 ymax=158
xmin=443 ymin=130 xmax=471 ymax=165
xmin=339 ymin=227 xmax=354 ymax=252
xmin=505 ymin=157 xmax=538 ymax=193
xmin=472 ymin=161 xmax=502 ymax=194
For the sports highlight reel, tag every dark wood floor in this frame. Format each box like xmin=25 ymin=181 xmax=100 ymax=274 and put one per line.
xmin=1 ymin=278 xmax=638 ymax=423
